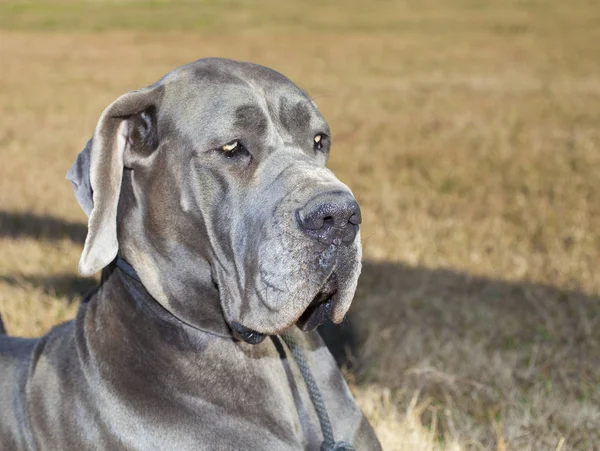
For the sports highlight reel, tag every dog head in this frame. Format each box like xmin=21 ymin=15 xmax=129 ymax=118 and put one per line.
xmin=68 ymin=58 xmax=362 ymax=341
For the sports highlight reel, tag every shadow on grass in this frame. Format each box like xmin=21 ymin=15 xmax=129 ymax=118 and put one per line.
xmin=323 ymin=261 xmax=599 ymax=378
xmin=322 ymin=261 xmax=600 ymax=447
xmin=0 ymin=210 xmax=87 ymax=242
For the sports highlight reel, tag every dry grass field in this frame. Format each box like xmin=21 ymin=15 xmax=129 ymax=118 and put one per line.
xmin=1 ymin=1 xmax=599 ymax=449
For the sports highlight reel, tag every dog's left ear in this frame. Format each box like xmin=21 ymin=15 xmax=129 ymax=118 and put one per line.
xmin=67 ymin=86 xmax=163 ymax=276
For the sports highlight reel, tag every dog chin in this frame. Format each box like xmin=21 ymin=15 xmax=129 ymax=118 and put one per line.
xmin=232 ymin=272 xmax=345 ymax=344
xmin=294 ymin=271 xmax=339 ymax=331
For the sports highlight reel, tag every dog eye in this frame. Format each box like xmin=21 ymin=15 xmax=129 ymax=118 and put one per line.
xmin=220 ymin=140 xmax=248 ymax=158
xmin=313 ymin=133 xmax=327 ymax=151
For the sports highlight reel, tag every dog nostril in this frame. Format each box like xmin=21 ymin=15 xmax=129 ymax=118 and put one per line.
xmin=323 ymin=216 xmax=334 ymax=228
xmin=348 ymin=211 xmax=362 ymax=226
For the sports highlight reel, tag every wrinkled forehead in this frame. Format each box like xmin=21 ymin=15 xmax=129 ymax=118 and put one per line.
xmin=158 ymin=61 xmax=328 ymax=144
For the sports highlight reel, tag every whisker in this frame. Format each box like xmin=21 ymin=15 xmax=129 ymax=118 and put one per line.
xmin=302 ymin=93 xmax=337 ymax=108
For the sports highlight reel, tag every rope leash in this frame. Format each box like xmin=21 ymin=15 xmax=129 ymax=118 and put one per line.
xmin=280 ymin=331 xmax=354 ymax=451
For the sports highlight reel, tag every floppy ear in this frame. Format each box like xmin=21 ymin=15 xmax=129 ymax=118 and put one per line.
xmin=66 ymin=139 xmax=94 ymax=217
xmin=67 ymin=86 xmax=162 ymax=276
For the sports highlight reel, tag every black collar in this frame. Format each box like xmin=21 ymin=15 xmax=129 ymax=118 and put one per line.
xmin=114 ymin=255 xmax=140 ymax=282
xmin=113 ymin=255 xmax=232 ymax=339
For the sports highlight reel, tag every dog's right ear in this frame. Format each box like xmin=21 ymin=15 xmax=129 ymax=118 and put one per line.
xmin=67 ymin=85 xmax=163 ymax=276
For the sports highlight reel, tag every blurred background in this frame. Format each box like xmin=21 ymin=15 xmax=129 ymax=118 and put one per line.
xmin=1 ymin=1 xmax=599 ymax=449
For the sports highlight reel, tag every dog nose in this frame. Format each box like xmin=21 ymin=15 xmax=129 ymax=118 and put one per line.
xmin=296 ymin=191 xmax=361 ymax=245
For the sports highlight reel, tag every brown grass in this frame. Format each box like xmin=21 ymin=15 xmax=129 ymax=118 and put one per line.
xmin=1 ymin=1 xmax=599 ymax=449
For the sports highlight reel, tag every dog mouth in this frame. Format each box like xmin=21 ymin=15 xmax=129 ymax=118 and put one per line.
xmin=296 ymin=273 xmax=338 ymax=332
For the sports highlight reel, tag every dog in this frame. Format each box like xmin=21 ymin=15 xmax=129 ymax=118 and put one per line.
xmin=0 ymin=58 xmax=381 ymax=450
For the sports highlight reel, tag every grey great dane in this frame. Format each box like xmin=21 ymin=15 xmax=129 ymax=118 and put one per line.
xmin=0 ymin=58 xmax=381 ymax=450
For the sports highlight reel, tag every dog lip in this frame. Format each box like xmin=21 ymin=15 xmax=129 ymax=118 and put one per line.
xmin=231 ymin=321 xmax=266 ymax=345
xmin=296 ymin=274 xmax=339 ymax=332
xmin=296 ymin=299 xmax=334 ymax=331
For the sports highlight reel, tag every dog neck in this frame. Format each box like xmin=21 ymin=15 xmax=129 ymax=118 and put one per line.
xmin=88 ymin=262 xmax=352 ymax=451
xmin=103 ymin=257 xmax=234 ymax=341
